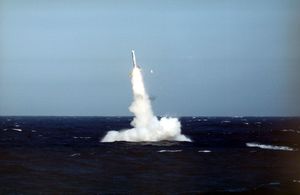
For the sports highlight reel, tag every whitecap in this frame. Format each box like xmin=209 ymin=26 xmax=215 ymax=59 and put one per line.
xmin=246 ymin=142 xmax=294 ymax=151
xmin=198 ymin=150 xmax=211 ymax=153
xmin=158 ymin=150 xmax=182 ymax=153
xmin=280 ymin=129 xmax=300 ymax=134
xmin=70 ymin=153 xmax=81 ymax=157
xmin=73 ymin=136 xmax=91 ymax=139
xmin=12 ymin=128 xmax=22 ymax=132
xmin=221 ymin=120 xmax=231 ymax=124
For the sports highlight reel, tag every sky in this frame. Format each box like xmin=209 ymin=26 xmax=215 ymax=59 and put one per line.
xmin=0 ymin=0 xmax=300 ymax=116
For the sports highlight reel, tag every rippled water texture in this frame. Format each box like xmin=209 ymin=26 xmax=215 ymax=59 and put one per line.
xmin=0 ymin=116 xmax=300 ymax=194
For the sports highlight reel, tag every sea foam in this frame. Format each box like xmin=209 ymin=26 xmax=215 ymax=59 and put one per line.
xmin=246 ymin=142 xmax=294 ymax=151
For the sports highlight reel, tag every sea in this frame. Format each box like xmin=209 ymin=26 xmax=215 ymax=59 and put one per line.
xmin=0 ymin=116 xmax=300 ymax=194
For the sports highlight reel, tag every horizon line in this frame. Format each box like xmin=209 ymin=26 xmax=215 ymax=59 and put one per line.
xmin=0 ymin=115 xmax=299 ymax=118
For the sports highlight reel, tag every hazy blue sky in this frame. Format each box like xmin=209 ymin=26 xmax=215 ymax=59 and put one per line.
xmin=0 ymin=0 xmax=299 ymax=116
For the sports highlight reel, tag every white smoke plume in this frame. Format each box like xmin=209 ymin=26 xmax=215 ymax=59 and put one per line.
xmin=101 ymin=66 xmax=191 ymax=142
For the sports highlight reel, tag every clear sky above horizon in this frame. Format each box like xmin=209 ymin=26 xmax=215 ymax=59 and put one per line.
xmin=0 ymin=0 xmax=300 ymax=116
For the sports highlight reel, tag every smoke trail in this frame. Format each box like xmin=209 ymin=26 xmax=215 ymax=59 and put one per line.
xmin=101 ymin=66 xmax=191 ymax=142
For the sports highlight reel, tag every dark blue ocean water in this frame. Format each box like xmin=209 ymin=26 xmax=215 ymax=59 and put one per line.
xmin=0 ymin=116 xmax=300 ymax=194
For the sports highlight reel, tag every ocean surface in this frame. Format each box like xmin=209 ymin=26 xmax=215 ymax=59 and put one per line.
xmin=1 ymin=116 xmax=300 ymax=194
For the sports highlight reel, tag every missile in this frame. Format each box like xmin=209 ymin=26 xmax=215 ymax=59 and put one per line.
xmin=131 ymin=50 xmax=139 ymax=68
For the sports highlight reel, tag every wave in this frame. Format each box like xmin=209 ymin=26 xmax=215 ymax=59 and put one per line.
xmin=198 ymin=150 xmax=211 ymax=153
xmin=73 ymin=136 xmax=91 ymax=139
xmin=246 ymin=142 xmax=294 ymax=151
xmin=280 ymin=129 xmax=300 ymax=134
xmin=221 ymin=120 xmax=231 ymax=123
xmin=12 ymin=128 xmax=22 ymax=132
xmin=157 ymin=150 xmax=182 ymax=153
xmin=69 ymin=153 xmax=80 ymax=157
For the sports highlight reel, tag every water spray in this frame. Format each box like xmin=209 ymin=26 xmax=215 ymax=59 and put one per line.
xmin=101 ymin=50 xmax=191 ymax=142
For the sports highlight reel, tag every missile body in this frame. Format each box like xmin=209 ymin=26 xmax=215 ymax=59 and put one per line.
xmin=131 ymin=50 xmax=139 ymax=68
